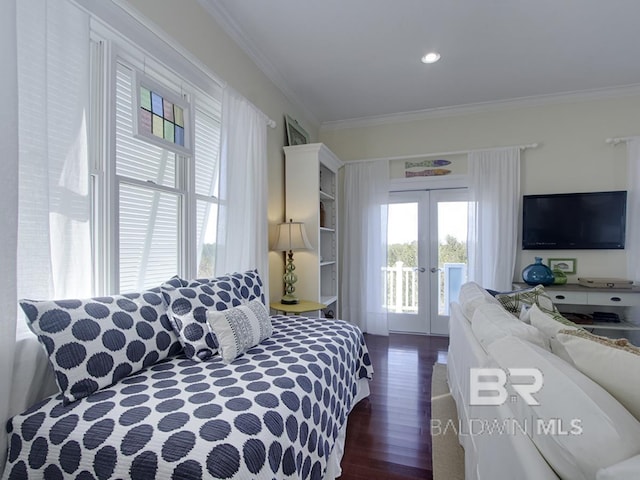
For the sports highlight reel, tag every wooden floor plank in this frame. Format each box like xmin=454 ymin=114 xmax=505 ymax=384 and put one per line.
xmin=340 ymin=333 xmax=449 ymax=480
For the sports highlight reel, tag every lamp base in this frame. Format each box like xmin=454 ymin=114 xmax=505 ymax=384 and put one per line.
xmin=280 ymin=295 xmax=299 ymax=305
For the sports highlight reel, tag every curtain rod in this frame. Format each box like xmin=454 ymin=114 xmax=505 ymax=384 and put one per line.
xmin=346 ymin=142 xmax=539 ymax=164
xmin=605 ymin=136 xmax=639 ymax=145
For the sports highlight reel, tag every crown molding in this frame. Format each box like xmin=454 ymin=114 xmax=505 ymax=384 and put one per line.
xmin=198 ymin=0 xmax=319 ymax=129
xmin=320 ymin=83 xmax=640 ymax=132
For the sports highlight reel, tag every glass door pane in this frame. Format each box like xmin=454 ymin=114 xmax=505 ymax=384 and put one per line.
xmin=387 ymin=201 xmax=419 ymax=314
xmin=430 ymin=190 xmax=468 ymax=335
xmin=386 ymin=193 xmax=429 ymax=334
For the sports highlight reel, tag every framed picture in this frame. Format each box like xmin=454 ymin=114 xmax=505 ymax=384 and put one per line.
xmin=548 ymin=258 xmax=577 ymax=274
xmin=285 ymin=115 xmax=310 ymax=146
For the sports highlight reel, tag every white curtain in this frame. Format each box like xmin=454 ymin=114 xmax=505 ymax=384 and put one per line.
xmin=626 ymin=138 xmax=640 ymax=282
xmin=0 ymin=1 xmax=20 ymax=474
xmin=467 ymin=147 xmax=520 ymax=291
xmin=16 ymin=0 xmax=92 ymax=304
xmin=625 ymin=138 xmax=640 ymax=344
xmin=341 ymin=160 xmax=389 ymax=335
xmin=216 ymin=88 xmax=269 ymax=301
xmin=1 ymin=0 xmax=90 ymax=473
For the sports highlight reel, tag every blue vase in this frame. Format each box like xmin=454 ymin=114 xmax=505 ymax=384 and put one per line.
xmin=522 ymin=257 xmax=555 ymax=286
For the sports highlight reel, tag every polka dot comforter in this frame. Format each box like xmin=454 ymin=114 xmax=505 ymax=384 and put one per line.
xmin=3 ymin=315 xmax=373 ymax=480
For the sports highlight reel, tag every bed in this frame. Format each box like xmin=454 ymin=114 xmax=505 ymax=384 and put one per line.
xmin=3 ymin=272 xmax=373 ymax=480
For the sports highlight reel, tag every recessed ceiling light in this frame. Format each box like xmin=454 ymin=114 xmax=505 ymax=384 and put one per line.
xmin=421 ymin=52 xmax=441 ymax=64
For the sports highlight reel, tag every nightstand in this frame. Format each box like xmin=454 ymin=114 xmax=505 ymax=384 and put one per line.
xmin=269 ymin=300 xmax=327 ymax=315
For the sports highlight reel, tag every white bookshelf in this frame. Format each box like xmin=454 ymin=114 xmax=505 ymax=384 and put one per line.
xmin=283 ymin=143 xmax=343 ymax=317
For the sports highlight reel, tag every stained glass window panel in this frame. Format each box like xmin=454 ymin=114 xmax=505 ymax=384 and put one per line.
xmin=174 ymin=105 xmax=184 ymax=127
xmin=136 ymin=74 xmax=191 ymax=153
xmin=164 ymin=120 xmax=174 ymax=143
xmin=139 ymin=109 xmax=151 ymax=133
xmin=163 ymin=99 xmax=174 ymax=121
xmin=140 ymin=86 xmax=151 ymax=110
xmin=175 ymin=126 xmax=184 ymax=146
xmin=152 ymin=114 xmax=163 ymax=137
xmin=151 ymin=92 xmax=163 ymax=116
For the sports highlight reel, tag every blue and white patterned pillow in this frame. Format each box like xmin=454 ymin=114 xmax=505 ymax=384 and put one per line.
xmin=161 ymin=270 xmax=266 ymax=362
xmin=207 ymin=299 xmax=273 ymax=363
xmin=189 ymin=269 xmax=266 ymax=303
xmin=20 ymin=289 xmax=182 ymax=404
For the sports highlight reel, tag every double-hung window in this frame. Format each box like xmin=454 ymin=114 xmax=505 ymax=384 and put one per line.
xmin=92 ymin=29 xmax=221 ymax=295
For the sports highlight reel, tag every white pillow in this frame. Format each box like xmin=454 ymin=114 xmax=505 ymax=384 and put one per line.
xmin=519 ymin=304 xmax=532 ymax=324
xmin=528 ymin=305 xmax=582 ymax=364
xmin=529 ymin=304 xmax=581 ymax=338
xmin=556 ymin=330 xmax=640 ymax=421
xmin=206 ymin=299 xmax=273 ymax=364
xmin=487 ymin=336 xmax=640 ymax=480
xmin=596 ymin=454 xmax=640 ymax=480
xmin=458 ymin=281 xmax=501 ymax=320
xmin=471 ymin=303 xmax=549 ymax=351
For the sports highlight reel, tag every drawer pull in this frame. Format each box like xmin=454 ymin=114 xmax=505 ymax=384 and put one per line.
xmin=555 ymin=295 xmax=566 ymax=300
xmin=610 ymin=297 xmax=622 ymax=302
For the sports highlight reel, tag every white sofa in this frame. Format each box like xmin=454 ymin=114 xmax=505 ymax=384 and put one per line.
xmin=447 ymin=282 xmax=640 ymax=480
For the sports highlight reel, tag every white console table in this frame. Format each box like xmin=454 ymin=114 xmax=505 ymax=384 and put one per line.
xmin=513 ymin=282 xmax=640 ymax=332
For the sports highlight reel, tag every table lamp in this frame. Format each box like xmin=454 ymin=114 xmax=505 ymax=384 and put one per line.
xmin=272 ymin=219 xmax=312 ymax=304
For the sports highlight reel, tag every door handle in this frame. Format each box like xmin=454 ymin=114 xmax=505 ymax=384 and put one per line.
xmin=414 ymin=267 xmax=426 ymax=273
xmin=430 ymin=267 xmax=440 ymax=273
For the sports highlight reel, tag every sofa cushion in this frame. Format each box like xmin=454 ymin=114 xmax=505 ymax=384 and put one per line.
xmin=556 ymin=329 xmax=640 ymax=421
xmin=20 ymin=290 xmax=181 ymax=404
xmin=528 ymin=304 xmax=583 ymax=363
xmin=596 ymin=454 xmax=640 ymax=480
xmin=161 ymin=270 xmax=266 ymax=362
xmin=495 ymin=284 xmax=556 ymax=315
xmin=471 ymin=303 xmax=549 ymax=351
xmin=487 ymin=336 xmax=640 ymax=480
xmin=529 ymin=304 xmax=582 ymax=338
xmin=458 ymin=282 xmax=501 ymax=320
xmin=207 ymin=299 xmax=273 ymax=364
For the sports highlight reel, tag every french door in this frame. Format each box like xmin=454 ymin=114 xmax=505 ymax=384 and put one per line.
xmin=386 ymin=189 xmax=468 ymax=334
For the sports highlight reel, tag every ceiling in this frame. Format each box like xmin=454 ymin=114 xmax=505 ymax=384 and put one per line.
xmin=203 ymin=0 xmax=640 ymax=126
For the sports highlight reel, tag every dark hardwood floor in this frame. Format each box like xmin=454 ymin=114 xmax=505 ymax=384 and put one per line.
xmin=340 ymin=333 xmax=449 ymax=480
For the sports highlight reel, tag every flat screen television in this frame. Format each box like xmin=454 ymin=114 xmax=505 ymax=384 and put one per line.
xmin=522 ymin=190 xmax=627 ymax=250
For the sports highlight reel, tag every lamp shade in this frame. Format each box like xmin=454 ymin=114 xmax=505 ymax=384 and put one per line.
xmin=272 ymin=219 xmax=312 ymax=251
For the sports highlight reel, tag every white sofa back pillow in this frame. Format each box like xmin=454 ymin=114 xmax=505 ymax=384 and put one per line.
xmin=471 ymin=303 xmax=549 ymax=351
xmin=458 ymin=281 xmax=501 ymax=320
xmin=487 ymin=336 xmax=640 ymax=480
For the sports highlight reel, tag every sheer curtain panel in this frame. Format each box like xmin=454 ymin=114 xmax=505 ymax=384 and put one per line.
xmin=216 ymin=88 xmax=269 ymax=302
xmin=625 ymin=138 xmax=640 ymax=344
xmin=341 ymin=160 xmax=390 ymax=335
xmin=10 ymin=0 xmax=91 ymax=455
xmin=626 ymin=138 xmax=640 ymax=283
xmin=467 ymin=147 xmax=520 ymax=291
xmin=17 ymin=0 xmax=92 ymax=303
xmin=0 ymin=0 xmax=19 ymax=473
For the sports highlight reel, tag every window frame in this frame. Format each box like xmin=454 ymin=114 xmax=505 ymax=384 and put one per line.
xmin=89 ymin=25 xmax=221 ymax=295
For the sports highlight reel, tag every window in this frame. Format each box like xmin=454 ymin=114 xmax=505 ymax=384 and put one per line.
xmin=92 ymin=35 xmax=222 ymax=294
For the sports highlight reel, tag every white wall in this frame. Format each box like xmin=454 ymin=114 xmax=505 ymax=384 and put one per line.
xmin=125 ymin=0 xmax=319 ymax=301
xmin=320 ymin=94 xmax=640 ymax=281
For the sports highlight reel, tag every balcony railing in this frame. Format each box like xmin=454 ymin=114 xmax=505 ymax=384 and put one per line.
xmin=383 ymin=261 xmax=467 ymax=314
